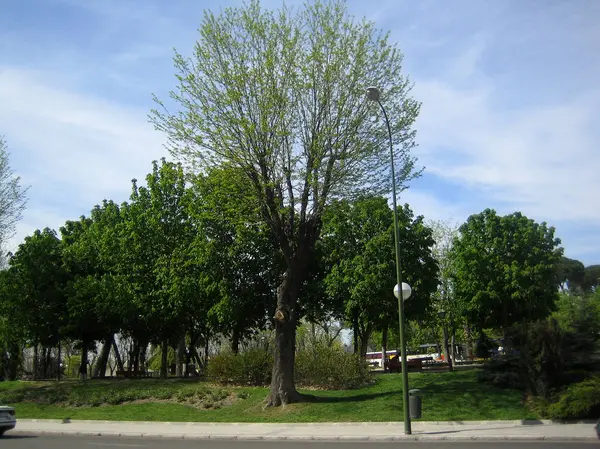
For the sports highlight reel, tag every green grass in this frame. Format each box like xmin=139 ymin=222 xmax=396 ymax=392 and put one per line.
xmin=0 ymin=369 xmax=538 ymax=422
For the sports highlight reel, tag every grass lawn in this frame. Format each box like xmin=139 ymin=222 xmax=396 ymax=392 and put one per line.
xmin=0 ymin=369 xmax=537 ymax=422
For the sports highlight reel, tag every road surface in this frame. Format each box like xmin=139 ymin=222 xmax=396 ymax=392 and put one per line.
xmin=1 ymin=435 xmax=598 ymax=449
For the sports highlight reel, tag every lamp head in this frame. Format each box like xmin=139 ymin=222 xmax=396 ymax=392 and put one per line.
xmin=366 ymin=86 xmax=381 ymax=102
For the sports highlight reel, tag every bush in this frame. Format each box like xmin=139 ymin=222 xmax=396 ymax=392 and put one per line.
xmin=545 ymin=376 xmax=600 ymax=420
xmin=207 ymin=349 xmax=272 ymax=386
xmin=207 ymin=345 xmax=372 ymax=389
xmin=477 ymin=354 xmax=525 ymax=390
xmin=295 ymin=345 xmax=372 ymax=390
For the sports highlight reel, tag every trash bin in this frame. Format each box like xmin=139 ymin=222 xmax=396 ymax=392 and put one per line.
xmin=409 ymin=389 xmax=422 ymax=419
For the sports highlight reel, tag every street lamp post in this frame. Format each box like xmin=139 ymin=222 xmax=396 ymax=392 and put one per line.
xmin=367 ymin=86 xmax=412 ymax=435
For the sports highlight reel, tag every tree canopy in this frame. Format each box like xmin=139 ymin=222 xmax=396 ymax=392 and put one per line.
xmin=450 ymin=209 xmax=563 ymax=331
xmin=151 ymin=0 xmax=422 ymax=405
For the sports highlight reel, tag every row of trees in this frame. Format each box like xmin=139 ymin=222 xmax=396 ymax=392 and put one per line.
xmin=0 ymin=158 xmax=441 ymax=383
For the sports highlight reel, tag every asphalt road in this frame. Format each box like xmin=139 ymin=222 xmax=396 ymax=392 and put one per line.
xmin=1 ymin=435 xmax=598 ymax=449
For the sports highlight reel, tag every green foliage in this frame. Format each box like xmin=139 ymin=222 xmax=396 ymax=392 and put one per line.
xmin=450 ymin=209 xmax=563 ymax=331
xmin=151 ymin=0 xmax=422 ymax=400
xmin=208 ymin=346 xmax=371 ymax=390
xmin=207 ymin=349 xmax=273 ymax=386
xmin=321 ymin=196 xmax=438 ymax=354
xmin=583 ymin=265 xmax=600 ymax=292
xmin=7 ymin=228 xmax=68 ymax=348
xmin=556 ymin=257 xmax=585 ymax=293
xmin=295 ymin=345 xmax=372 ymax=390
xmin=545 ymin=376 xmax=600 ymax=420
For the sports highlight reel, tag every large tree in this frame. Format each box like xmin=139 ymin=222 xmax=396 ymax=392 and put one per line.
xmin=189 ymin=166 xmax=279 ymax=354
xmin=0 ymin=137 xmax=29 ymax=260
xmin=322 ymin=197 xmax=438 ymax=356
xmin=151 ymin=0 xmax=421 ymax=405
xmin=450 ymin=209 xmax=563 ymax=334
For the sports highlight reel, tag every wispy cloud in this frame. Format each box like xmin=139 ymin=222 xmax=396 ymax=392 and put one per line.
xmin=0 ymin=67 xmax=167 ymax=251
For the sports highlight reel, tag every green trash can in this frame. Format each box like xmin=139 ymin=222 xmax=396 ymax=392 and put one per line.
xmin=409 ymin=389 xmax=422 ymax=419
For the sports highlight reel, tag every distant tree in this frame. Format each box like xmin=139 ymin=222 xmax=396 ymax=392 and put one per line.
xmin=7 ymin=228 xmax=68 ymax=379
xmin=556 ymin=257 xmax=585 ymax=293
xmin=322 ymin=196 xmax=438 ymax=357
xmin=151 ymin=0 xmax=421 ymax=405
xmin=450 ymin=209 xmax=562 ymax=336
xmin=583 ymin=265 xmax=600 ymax=292
xmin=0 ymin=137 xmax=29 ymax=261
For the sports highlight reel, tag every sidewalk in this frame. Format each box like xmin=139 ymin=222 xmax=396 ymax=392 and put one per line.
xmin=11 ymin=419 xmax=599 ymax=441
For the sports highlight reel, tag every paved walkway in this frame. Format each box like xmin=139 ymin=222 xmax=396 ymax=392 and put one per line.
xmin=11 ymin=419 xmax=599 ymax=441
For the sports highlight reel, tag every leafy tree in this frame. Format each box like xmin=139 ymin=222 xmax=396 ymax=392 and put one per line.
xmin=450 ymin=209 xmax=563 ymax=335
xmin=0 ymin=269 xmax=24 ymax=380
xmin=556 ymin=257 xmax=585 ymax=294
xmin=322 ymin=196 xmax=438 ymax=357
xmin=583 ymin=265 xmax=600 ymax=292
xmin=189 ymin=166 xmax=279 ymax=354
xmin=118 ymin=159 xmax=198 ymax=378
xmin=7 ymin=228 xmax=68 ymax=378
xmin=0 ymin=137 xmax=29 ymax=261
xmin=151 ymin=0 xmax=421 ymax=405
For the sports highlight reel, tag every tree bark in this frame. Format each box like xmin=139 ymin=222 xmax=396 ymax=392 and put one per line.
xmin=231 ymin=329 xmax=240 ymax=355
xmin=57 ymin=340 xmax=62 ymax=381
xmin=93 ymin=334 xmax=113 ymax=378
xmin=79 ymin=341 xmax=88 ymax=381
xmin=465 ymin=326 xmax=473 ymax=360
xmin=442 ymin=322 xmax=453 ymax=370
xmin=33 ymin=343 xmax=39 ymax=380
xmin=359 ymin=324 xmax=372 ymax=359
xmin=160 ymin=340 xmax=168 ymax=379
xmin=112 ymin=340 xmax=125 ymax=373
xmin=176 ymin=335 xmax=185 ymax=377
xmin=352 ymin=314 xmax=359 ymax=354
xmin=382 ymin=327 xmax=388 ymax=372
xmin=266 ymin=268 xmax=302 ymax=407
xmin=138 ymin=339 xmax=148 ymax=377
xmin=204 ymin=333 xmax=210 ymax=367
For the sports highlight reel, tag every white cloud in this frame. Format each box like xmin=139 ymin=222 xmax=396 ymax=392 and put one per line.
xmin=412 ymin=56 xmax=600 ymax=224
xmin=0 ymin=67 xmax=168 ymax=252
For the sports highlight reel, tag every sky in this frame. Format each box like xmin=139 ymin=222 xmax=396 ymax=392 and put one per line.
xmin=1 ymin=0 xmax=599 ymax=265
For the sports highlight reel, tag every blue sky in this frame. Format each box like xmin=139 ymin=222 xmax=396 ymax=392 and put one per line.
xmin=1 ymin=0 xmax=599 ymax=265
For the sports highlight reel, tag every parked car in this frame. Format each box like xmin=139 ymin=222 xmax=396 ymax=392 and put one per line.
xmin=0 ymin=406 xmax=16 ymax=436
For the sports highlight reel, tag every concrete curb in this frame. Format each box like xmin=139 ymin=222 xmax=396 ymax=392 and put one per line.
xmin=10 ymin=429 xmax=598 ymax=441
xmin=16 ymin=418 xmax=599 ymax=425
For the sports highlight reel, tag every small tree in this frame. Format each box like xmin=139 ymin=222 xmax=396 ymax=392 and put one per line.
xmin=0 ymin=137 xmax=29 ymax=262
xmin=151 ymin=0 xmax=421 ymax=405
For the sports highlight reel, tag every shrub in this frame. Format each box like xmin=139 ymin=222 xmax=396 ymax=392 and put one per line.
xmin=545 ymin=376 xmax=600 ymax=420
xmin=207 ymin=345 xmax=372 ymax=389
xmin=295 ymin=344 xmax=372 ymax=390
xmin=207 ymin=349 xmax=272 ymax=386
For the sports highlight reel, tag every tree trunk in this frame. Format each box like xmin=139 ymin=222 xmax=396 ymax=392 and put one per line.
xmin=204 ymin=333 xmax=210 ymax=367
xmin=176 ymin=336 xmax=185 ymax=377
xmin=57 ymin=340 xmax=62 ymax=381
xmin=138 ymin=339 xmax=148 ymax=377
xmin=8 ymin=341 xmax=20 ymax=381
xmin=266 ymin=269 xmax=302 ymax=407
xmin=79 ymin=342 xmax=88 ymax=381
xmin=465 ymin=326 xmax=473 ymax=360
xmin=93 ymin=334 xmax=113 ymax=378
xmin=33 ymin=343 xmax=38 ymax=380
xmin=442 ymin=323 xmax=453 ymax=370
xmin=352 ymin=314 xmax=359 ymax=354
xmin=359 ymin=328 xmax=371 ymax=359
xmin=160 ymin=340 xmax=168 ymax=379
xmin=382 ymin=327 xmax=388 ymax=372
xmin=231 ymin=329 xmax=240 ymax=355
xmin=112 ymin=340 xmax=125 ymax=373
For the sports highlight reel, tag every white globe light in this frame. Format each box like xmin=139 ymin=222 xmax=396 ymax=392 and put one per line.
xmin=394 ymin=282 xmax=412 ymax=300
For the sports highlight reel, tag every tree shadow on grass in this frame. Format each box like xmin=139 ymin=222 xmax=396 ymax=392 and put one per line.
xmin=299 ymin=392 xmax=394 ymax=403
